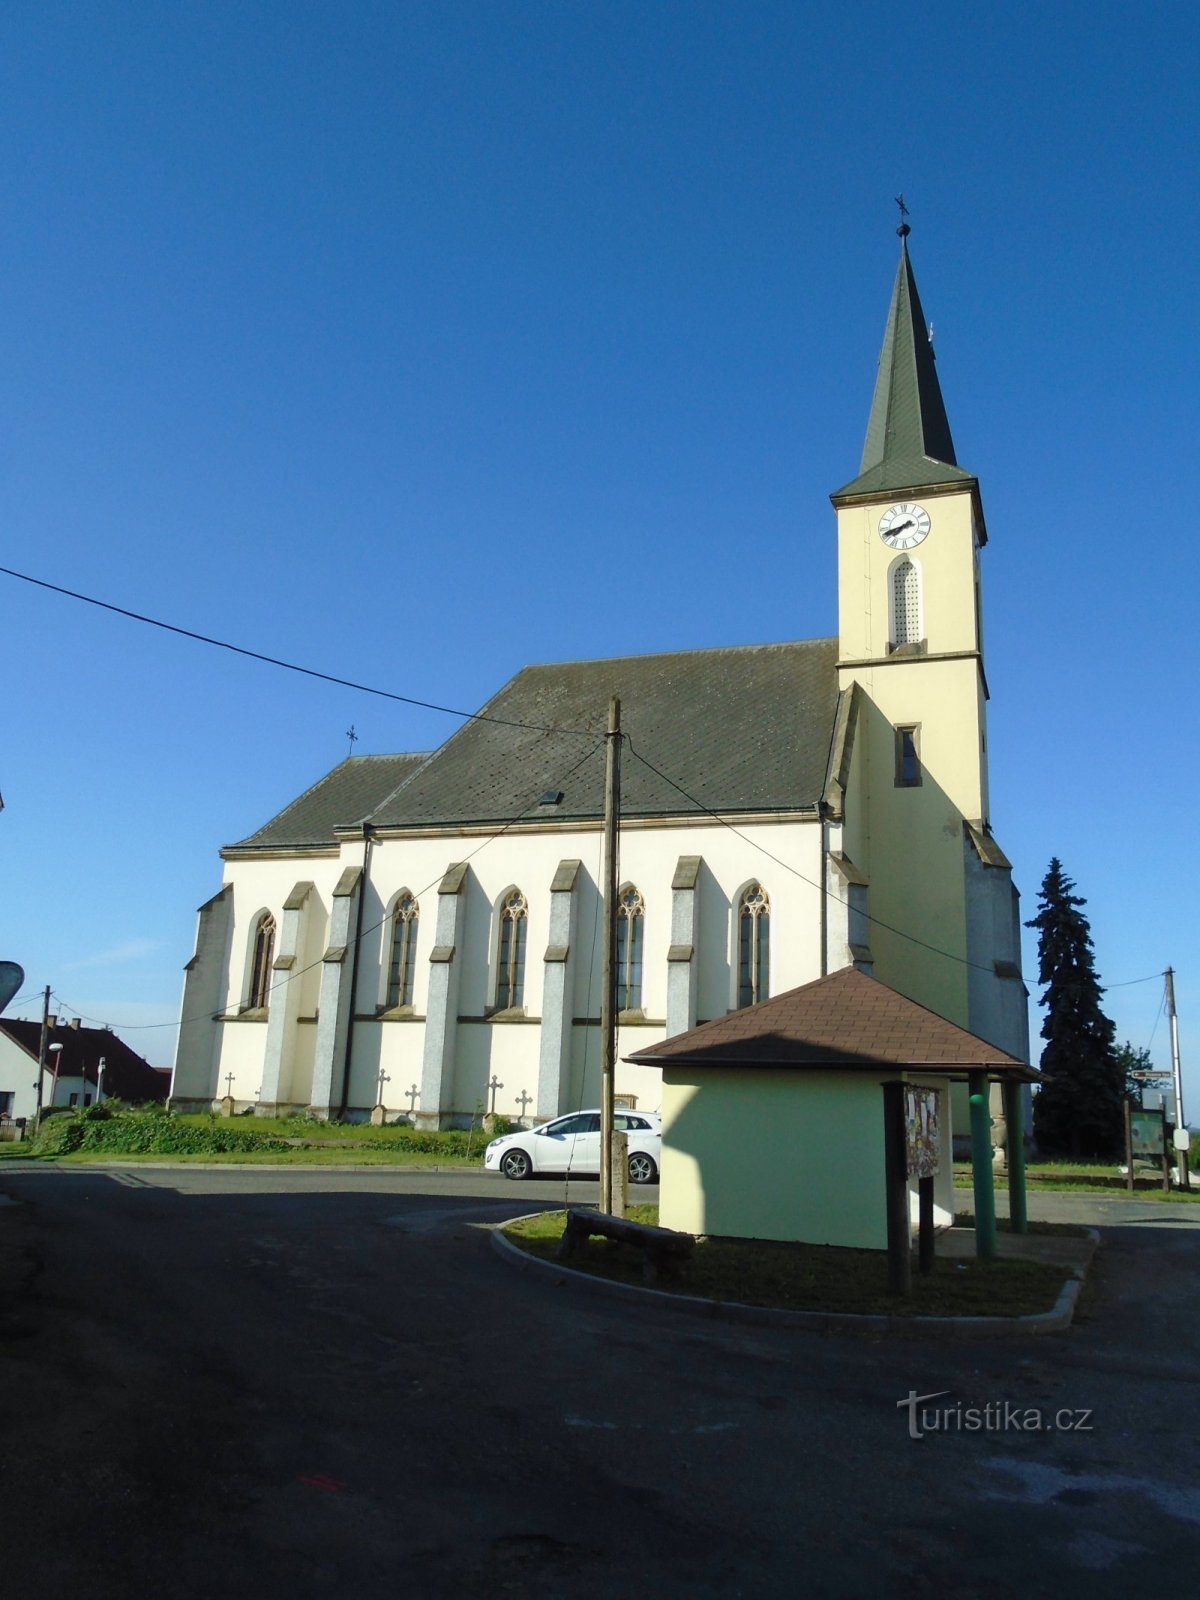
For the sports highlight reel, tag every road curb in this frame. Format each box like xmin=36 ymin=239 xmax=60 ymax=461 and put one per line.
xmin=491 ymin=1219 xmax=1101 ymax=1340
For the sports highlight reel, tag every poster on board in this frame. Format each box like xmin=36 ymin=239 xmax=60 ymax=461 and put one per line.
xmin=904 ymin=1086 xmax=940 ymax=1179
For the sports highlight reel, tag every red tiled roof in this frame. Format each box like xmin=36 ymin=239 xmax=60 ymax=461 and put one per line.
xmin=624 ymin=967 xmax=1034 ymax=1078
xmin=0 ymin=1020 xmax=169 ymax=1102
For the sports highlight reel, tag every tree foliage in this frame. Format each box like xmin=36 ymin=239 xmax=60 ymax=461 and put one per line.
xmin=1027 ymin=858 xmax=1124 ymax=1158
xmin=1114 ymin=1041 xmax=1154 ymax=1106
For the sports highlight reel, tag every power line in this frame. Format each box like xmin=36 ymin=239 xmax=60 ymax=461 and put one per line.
xmin=623 ymin=737 xmax=1166 ymax=992
xmin=0 ymin=563 xmax=597 ymax=740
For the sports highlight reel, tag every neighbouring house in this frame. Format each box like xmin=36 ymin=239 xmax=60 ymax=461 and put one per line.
xmin=0 ymin=1018 xmax=169 ymax=1125
xmin=172 ymin=227 xmax=1028 ymax=1129
xmin=625 ymin=966 xmax=1036 ymax=1249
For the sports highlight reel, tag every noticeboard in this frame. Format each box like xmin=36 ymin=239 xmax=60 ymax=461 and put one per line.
xmin=904 ymin=1086 xmax=940 ymax=1179
xmin=1129 ymin=1109 xmax=1165 ymax=1159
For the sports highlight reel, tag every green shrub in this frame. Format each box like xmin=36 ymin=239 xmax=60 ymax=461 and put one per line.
xmin=34 ymin=1109 xmax=289 ymax=1156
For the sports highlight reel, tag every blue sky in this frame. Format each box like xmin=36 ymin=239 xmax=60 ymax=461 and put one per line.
xmin=0 ymin=3 xmax=1195 ymax=1113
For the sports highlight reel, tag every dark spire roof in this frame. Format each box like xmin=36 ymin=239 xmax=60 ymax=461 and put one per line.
xmin=833 ymin=238 xmax=974 ymax=501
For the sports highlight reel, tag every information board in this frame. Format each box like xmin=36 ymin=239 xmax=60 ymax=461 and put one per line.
xmin=1129 ymin=1109 xmax=1165 ymax=1159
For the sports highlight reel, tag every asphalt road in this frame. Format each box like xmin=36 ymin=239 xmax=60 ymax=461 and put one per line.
xmin=1 ymin=1166 xmax=1198 ymax=1597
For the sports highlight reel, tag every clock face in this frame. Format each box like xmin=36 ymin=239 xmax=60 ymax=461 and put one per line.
xmin=878 ymin=502 xmax=931 ymax=550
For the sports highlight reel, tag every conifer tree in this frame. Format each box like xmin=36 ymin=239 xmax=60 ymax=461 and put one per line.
xmin=1026 ymin=858 xmax=1123 ymax=1157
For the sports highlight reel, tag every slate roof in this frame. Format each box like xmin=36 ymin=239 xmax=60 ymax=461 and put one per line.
xmin=833 ymin=242 xmax=975 ymax=501
xmin=230 ymin=753 xmax=428 ymax=849
xmin=0 ymin=1020 xmax=170 ymax=1101
xmin=365 ymin=639 xmax=840 ymax=830
xmin=624 ymin=967 xmax=1035 ymax=1077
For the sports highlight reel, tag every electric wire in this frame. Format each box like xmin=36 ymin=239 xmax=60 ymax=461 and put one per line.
xmin=0 ymin=563 xmax=598 ymax=740
xmin=624 ymin=736 xmax=1170 ymax=993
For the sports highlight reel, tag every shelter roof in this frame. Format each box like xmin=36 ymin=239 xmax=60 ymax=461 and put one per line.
xmin=625 ymin=967 xmax=1035 ymax=1078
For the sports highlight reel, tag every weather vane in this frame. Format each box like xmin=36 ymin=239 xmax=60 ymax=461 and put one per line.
xmin=895 ymin=193 xmax=911 ymax=239
xmin=346 ymin=724 xmax=358 ymax=757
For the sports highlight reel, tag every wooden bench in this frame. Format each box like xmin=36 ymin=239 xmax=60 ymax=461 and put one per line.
xmin=556 ymin=1207 xmax=695 ymax=1284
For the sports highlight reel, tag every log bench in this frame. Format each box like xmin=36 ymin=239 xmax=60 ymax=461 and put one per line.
xmin=556 ymin=1207 xmax=695 ymax=1284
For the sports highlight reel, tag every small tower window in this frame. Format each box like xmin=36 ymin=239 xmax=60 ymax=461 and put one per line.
xmin=496 ymin=890 xmax=528 ymax=1010
xmin=737 ymin=883 xmax=770 ymax=1008
xmin=895 ymin=726 xmax=921 ymax=788
xmin=891 ymin=558 xmax=922 ymax=647
xmin=386 ymin=894 xmax=419 ymax=1009
xmin=616 ymin=885 xmax=645 ymax=1011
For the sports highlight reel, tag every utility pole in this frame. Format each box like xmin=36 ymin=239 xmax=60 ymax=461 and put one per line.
xmin=599 ymin=696 xmax=621 ymax=1215
xmin=1165 ymin=967 xmax=1189 ymax=1190
xmin=34 ymin=985 xmax=51 ymax=1128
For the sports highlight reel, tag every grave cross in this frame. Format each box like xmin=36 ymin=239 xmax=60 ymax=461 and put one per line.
xmin=224 ymin=1072 xmax=235 ymax=1098
xmin=377 ymin=1068 xmax=390 ymax=1107
xmin=406 ymin=1083 xmax=419 ymax=1116
xmin=516 ymin=1089 xmax=532 ymax=1123
xmin=487 ymin=1075 xmax=504 ymax=1116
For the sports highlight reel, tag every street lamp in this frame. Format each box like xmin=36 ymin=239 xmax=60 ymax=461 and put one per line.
xmin=48 ymin=1042 xmax=64 ymax=1108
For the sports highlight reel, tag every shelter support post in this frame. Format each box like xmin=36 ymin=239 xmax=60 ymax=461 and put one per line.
xmin=968 ymin=1070 xmax=997 ymax=1261
xmin=882 ymin=1081 xmax=911 ymax=1297
xmin=1002 ymin=1079 xmax=1028 ymax=1235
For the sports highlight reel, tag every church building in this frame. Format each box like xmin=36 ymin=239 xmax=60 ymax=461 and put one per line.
xmin=171 ymin=231 xmax=1028 ymax=1127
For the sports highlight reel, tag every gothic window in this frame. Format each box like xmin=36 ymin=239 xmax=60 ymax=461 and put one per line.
xmin=248 ymin=912 xmax=275 ymax=1010
xmin=386 ymin=894 xmax=419 ymax=1008
xmin=616 ymin=885 xmax=645 ymax=1011
xmin=892 ymin=558 xmax=921 ymax=646
xmin=496 ymin=889 xmax=528 ymax=1010
xmin=737 ymin=883 xmax=770 ymax=1009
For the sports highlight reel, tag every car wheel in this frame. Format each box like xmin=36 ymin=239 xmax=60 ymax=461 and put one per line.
xmin=628 ymin=1151 xmax=658 ymax=1185
xmin=500 ymin=1148 xmax=532 ymax=1181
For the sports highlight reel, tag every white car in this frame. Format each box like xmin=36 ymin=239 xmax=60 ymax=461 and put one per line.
xmin=485 ymin=1109 xmax=661 ymax=1184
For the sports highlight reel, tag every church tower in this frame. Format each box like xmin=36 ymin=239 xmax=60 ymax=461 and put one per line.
xmin=827 ymin=222 xmax=1026 ymax=1062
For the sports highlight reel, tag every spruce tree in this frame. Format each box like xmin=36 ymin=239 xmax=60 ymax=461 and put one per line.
xmin=1026 ymin=858 xmax=1123 ymax=1157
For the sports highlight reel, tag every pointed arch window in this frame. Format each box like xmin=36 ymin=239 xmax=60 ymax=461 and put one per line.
xmin=496 ymin=890 xmax=528 ymax=1010
xmin=386 ymin=894 xmax=419 ymax=1009
xmin=248 ymin=913 xmax=276 ymax=1011
xmin=737 ymin=884 xmax=770 ymax=1009
xmin=616 ymin=885 xmax=645 ymax=1011
xmin=892 ymin=558 xmax=922 ymax=647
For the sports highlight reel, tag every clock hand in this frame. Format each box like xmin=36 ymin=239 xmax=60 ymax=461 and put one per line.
xmin=889 ymin=519 xmax=914 ymax=535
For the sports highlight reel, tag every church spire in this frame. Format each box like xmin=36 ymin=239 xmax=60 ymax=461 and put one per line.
xmin=833 ymin=220 xmax=974 ymax=500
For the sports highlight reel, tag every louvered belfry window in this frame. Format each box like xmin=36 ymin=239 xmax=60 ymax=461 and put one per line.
xmin=893 ymin=558 xmax=921 ymax=646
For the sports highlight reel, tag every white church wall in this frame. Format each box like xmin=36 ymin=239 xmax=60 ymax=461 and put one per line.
xmin=208 ymin=808 xmax=827 ymax=1119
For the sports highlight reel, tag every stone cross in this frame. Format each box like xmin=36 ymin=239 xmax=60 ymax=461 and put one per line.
xmin=377 ymin=1068 xmax=390 ymax=1107
xmin=406 ymin=1083 xmax=419 ymax=1115
xmin=487 ymin=1075 xmax=504 ymax=1115
xmin=516 ymin=1090 xmax=532 ymax=1122
xmin=225 ymin=1073 xmax=235 ymax=1097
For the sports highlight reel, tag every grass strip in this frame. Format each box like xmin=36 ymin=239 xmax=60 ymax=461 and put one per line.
xmin=503 ymin=1207 xmax=1069 ymax=1318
